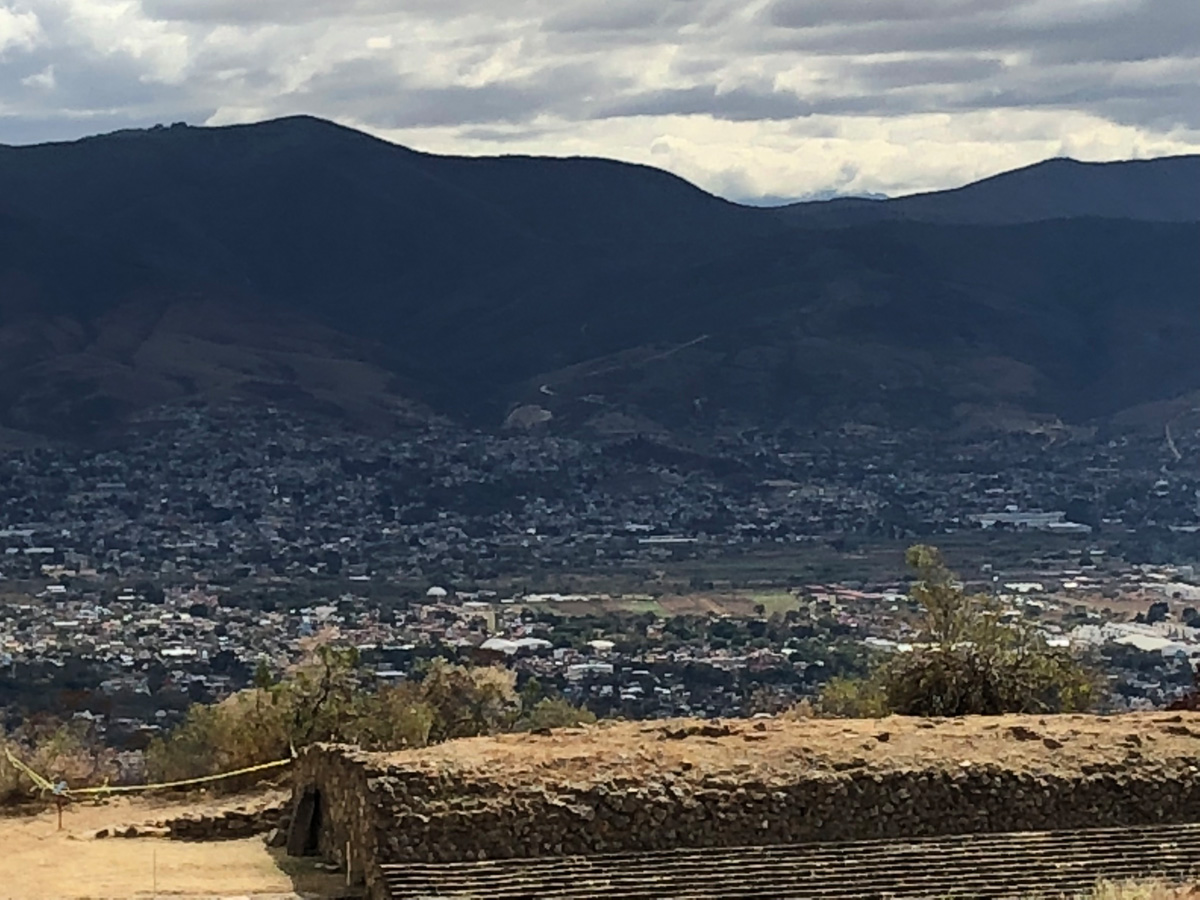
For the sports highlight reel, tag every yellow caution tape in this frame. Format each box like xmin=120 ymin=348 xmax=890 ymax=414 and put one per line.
xmin=4 ymin=748 xmax=57 ymax=794
xmin=71 ymin=757 xmax=294 ymax=796
xmin=4 ymin=747 xmax=293 ymax=799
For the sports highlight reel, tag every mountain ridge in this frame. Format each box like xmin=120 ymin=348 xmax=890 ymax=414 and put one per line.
xmin=0 ymin=116 xmax=1197 ymax=440
xmin=774 ymin=153 xmax=1200 ymax=226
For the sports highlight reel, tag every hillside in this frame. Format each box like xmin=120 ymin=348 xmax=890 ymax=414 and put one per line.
xmin=0 ymin=118 xmax=1197 ymax=438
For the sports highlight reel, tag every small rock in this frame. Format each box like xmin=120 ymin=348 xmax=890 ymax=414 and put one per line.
xmin=1008 ymin=726 xmax=1041 ymax=742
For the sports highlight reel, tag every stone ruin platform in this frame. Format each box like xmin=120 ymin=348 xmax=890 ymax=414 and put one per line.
xmin=288 ymin=712 xmax=1200 ymax=898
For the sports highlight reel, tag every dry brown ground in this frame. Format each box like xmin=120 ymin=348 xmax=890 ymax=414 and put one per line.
xmin=1084 ymin=885 xmax=1200 ymax=899
xmin=377 ymin=711 xmax=1200 ymax=787
xmin=0 ymin=792 xmax=349 ymax=900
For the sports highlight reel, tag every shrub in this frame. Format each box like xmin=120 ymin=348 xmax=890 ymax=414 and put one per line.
xmin=818 ymin=545 xmax=1099 ymax=718
xmin=145 ymin=647 xmax=555 ymax=786
xmin=342 ymin=683 xmax=437 ymax=751
xmin=816 ymin=677 xmax=890 ymax=718
xmin=516 ymin=698 xmax=598 ymax=732
xmin=145 ymin=690 xmax=293 ymax=785
xmin=0 ymin=718 xmax=117 ymax=805
xmin=418 ymin=658 xmax=521 ymax=742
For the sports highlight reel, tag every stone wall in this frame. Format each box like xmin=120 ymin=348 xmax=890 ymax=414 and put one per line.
xmin=91 ymin=791 xmax=290 ymax=842
xmin=292 ymin=744 xmax=381 ymax=889
xmin=289 ymin=715 xmax=1200 ymax=900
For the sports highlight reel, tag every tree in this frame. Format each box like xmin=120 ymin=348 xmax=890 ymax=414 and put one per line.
xmin=819 ymin=545 xmax=1098 ymax=717
xmin=418 ymin=660 xmax=521 ymax=742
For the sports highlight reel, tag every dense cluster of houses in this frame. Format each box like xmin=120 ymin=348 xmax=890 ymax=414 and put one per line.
xmin=2 ymin=553 xmax=1198 ymax=744
xmin=0 ymin=401 xmax=1197 ymax=589
xmin=2 ymin=400 xmax=1199 ymax=742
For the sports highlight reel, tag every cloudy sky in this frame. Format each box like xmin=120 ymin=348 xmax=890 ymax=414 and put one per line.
xmin=1 ymin=0 xmax=1198 ymax=201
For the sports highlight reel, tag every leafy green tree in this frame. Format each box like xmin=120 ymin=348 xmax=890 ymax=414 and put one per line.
xmin=252 ymin=658 xmax=275 ymax=691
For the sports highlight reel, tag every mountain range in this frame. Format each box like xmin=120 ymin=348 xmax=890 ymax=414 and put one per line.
xmin=0 ymin=115 xmax=1197 ymax=441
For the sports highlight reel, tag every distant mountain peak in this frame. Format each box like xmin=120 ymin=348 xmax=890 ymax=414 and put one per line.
xmin=777 ymin=151 xmax=1200 ymax=226
xmin=738 ymin=189 xmax=889 ymax=207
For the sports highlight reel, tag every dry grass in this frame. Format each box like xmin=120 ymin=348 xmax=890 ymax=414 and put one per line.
xmin=1070 ymin=881 xmax=1200 ymax=899
xmin=374 ymin=711 xmax=1200 ymax=789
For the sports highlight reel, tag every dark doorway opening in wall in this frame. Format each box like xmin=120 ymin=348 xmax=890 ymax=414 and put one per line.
xmin=286 ymin=787 xmax=322 ymax=857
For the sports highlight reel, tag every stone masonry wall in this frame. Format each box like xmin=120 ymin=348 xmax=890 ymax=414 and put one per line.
xmin=290 ymin=716 xmax=1200 ymax=899
xmin=293 ymin=745 xmax=379 ymax=890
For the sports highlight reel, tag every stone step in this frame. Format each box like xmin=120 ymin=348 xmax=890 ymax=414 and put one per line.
xmin=381 ymin=823 xmax=1200 ymax=899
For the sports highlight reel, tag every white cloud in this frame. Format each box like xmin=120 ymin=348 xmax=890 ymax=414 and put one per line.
xmin=20 ymin=62 xmax=53 ymax=89
xmin=0 ymin=0 xmax=1196 ymax=200
xmin=0 ymin=4 xmax=41 ymax=55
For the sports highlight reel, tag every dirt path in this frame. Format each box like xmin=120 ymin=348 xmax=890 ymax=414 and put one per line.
xmin=0 ymin=795 xmax=350 ymax=900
